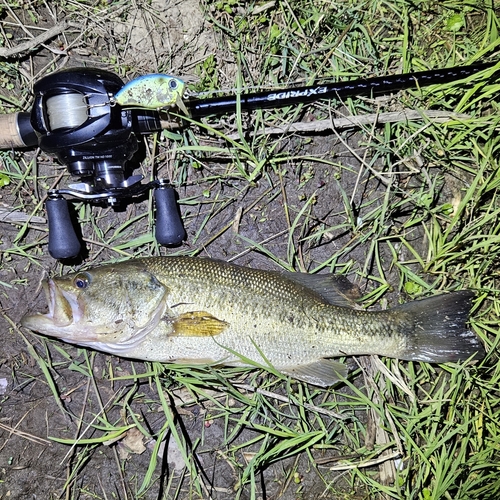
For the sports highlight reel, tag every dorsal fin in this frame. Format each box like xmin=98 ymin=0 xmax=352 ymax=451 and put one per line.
xmin=282 ymin=272 xmax=361 ymax=307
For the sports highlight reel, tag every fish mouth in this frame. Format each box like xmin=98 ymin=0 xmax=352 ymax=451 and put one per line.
xmin=21 ymin=279 xmax=84 ymax=336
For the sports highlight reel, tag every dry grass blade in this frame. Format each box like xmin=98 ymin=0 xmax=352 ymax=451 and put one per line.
xmin=227 ymin=109 xmax=471 ymax=138
xmin=0 ymin=420 xmax=51 ymax=447
xmin=329 ymin=450 xmax=401 ymax=471
xmin=233 ymin=383 xmax=348 ymax=420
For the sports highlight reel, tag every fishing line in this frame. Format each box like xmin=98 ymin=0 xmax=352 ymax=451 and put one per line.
xmin=46 ymin=93 xmax=88 ymax=130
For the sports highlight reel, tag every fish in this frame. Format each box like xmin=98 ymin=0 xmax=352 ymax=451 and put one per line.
xmin=113 ymin=74 xmax=189 ymax=115
xmin=21 ymin=256 xmax=485 ymax=387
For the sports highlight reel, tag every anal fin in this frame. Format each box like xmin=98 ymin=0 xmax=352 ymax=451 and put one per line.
xmin=281 ymin=359 xmax=347 ymax=387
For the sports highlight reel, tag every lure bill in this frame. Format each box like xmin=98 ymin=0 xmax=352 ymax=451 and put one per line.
xmin=113 ymin=74 xmax=189 ymax=115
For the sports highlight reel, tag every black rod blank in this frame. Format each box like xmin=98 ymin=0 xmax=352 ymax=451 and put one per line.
xmin=186 ymin=62 xmax=495 ymax=118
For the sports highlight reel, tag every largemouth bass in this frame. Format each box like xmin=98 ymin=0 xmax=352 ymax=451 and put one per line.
xmin=21 ymin=256 xmax=485 ymax=386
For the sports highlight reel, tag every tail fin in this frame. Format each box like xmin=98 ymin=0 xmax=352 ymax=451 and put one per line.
xmin=395 ymin=290 xmax=485 ymax=363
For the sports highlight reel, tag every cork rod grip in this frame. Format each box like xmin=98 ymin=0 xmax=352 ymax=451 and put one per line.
xmin=0 ymin=113 xmax=38 ymax=149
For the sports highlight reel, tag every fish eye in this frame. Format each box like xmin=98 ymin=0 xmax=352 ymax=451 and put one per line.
xmin=169 ymin=79 xmax=178 ymax=89
xmin=73 ymin=273 xmax=91 ymax=290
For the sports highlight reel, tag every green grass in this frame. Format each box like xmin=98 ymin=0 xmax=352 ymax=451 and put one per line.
xmin=0 ymin=0 xmax=499 ymax=498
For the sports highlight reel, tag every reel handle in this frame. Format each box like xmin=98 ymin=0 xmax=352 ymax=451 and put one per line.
xmin=0 ymin=113 xmax=38 ymax=149
xmin=46 ymin=196 xmax=81 ymax=259
xmin=154 ymin=184 xmax=186 ymax=246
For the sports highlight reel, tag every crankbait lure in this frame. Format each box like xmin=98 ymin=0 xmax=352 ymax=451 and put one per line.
xmin=113 ymin=74 xmax=189 ymax=115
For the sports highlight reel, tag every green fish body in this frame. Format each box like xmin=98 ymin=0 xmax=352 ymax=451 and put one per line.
xmin=21 ymin=257 xmax=485 ymax=386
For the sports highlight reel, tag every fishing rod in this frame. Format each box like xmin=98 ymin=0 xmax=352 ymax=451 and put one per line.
xmin=185 ymin=61 xmax=495 ymax=117
xmin=0 ymin=61 xmax=494 ymax=259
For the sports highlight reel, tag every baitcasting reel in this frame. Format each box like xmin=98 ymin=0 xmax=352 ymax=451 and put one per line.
xmin=1 ymin=67 xmax=185 ymax=259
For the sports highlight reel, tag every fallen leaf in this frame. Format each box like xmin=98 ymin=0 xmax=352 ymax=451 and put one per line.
xmin=117 ymin=427 xmax=147 ymax=460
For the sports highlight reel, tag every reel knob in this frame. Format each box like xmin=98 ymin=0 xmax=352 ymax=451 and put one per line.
xmin=154 ymin=184 xmax=186 ymax=246
xmin=46 ymin=196 xmax=81 ymax=259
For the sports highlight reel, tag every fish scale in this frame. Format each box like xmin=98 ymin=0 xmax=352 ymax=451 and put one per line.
xmin=21 ymin=256 xmax=485 ymax=386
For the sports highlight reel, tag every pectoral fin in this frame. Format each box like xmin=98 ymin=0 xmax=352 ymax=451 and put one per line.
xmin=281 ymin=360 xmax=348 ymax=387
xmin=172 ymin=311 xmax=228 ymax=337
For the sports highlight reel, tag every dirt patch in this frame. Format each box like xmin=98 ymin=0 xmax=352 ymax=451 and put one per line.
xmin=113 ymin=0 xmax=217 ymax=74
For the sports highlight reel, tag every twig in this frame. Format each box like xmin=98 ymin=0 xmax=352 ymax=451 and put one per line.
xmin=0 ymin=206 xmax=46 ymax=224
xmin=0 ymin=19 xmax=80 ymax=58
xmin=0 ymin=421 xmax=51 ymax=446
xmin=329 ymin=450 xmax=401 ymax=471
xmin=227 ymin=110 xmax=470 ymax=139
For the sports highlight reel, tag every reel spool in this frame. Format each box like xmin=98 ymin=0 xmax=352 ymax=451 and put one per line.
xmin=26 ymin=67 xmax=185 ymax=259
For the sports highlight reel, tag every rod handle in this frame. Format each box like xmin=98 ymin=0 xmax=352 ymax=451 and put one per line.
xmin=0 ymin=113 xmax=38 ymax=149
xmin=154 ymin=185 xmax=186 ymax=246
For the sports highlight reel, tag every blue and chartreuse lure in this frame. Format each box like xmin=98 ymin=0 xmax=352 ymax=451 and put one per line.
xmin=113 ymin=74 xmax=189 ymax=115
